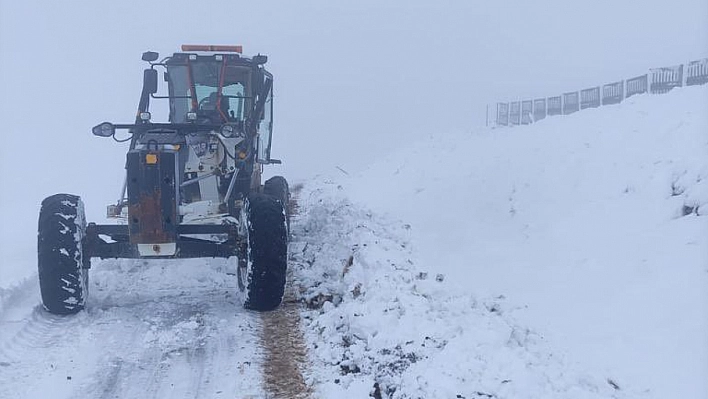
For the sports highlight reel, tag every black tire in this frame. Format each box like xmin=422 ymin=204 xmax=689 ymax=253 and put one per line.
xmin=263 ymin=176 xmax=290 ymax=232
xmin=37 ymin=194 xmax=89 ymax=315
xmin=243 ymin=193 xmax=287 ymax=311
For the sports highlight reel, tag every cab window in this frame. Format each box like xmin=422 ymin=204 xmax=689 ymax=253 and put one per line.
xmin=257 ymin=84 xmax=273 ymax=163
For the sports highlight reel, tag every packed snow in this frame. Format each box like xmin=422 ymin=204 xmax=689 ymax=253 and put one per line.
xmin=0 ymin=258 xmax=266 ymax=399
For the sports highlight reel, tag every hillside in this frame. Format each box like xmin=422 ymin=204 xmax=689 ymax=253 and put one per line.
xmin=334 ymin=85 xmax=708 ymax=398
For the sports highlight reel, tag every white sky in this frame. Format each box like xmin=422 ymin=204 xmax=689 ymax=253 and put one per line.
xmin=0 ymin=0 xmax=706 ymax=254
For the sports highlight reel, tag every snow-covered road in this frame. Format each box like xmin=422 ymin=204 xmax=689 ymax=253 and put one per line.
xmin=0 ymin=258 xmax=267 ymax=399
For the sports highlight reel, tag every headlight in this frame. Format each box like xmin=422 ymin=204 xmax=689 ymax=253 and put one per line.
xmin=220 ymin=124 xmax=235 ymax=137
xmin=186 ymin=112 xmax=197 ymax=121
xmin=139 ymin=112 xmax=151 ymax=121
xmin=92 ymin=122 xmax=115 ymax=137
xmin=220 ymin=123 xmax=243 ymax=138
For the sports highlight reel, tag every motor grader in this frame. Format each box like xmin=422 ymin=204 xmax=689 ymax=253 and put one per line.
xmin=37 ymin=45 xmax=289 ymax=314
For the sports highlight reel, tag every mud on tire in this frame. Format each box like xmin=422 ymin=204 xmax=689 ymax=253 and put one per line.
xmin=37 ymin=194 xmax=89 ymax=315
xmin=244 ymin=193 xmax=287 ymax=311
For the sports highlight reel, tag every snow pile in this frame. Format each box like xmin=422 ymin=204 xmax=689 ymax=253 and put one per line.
xmin=0 ymin=278 xmax=29 ymax=314
xmin=292 ymin=180 xmax=634 ymax=398
xmin=294 ymin=85 xmax=708 ymax=398
xmin=340 ymin=85 xmax=708 ymax=398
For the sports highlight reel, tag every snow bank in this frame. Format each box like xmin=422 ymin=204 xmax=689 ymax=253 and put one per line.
xmin=341 ymin=85 xmax=708 ymax=398
xmin=0 ymin=275 xmax=35 ymax=315
xmin=293 ymin=180 xmax=636 ymax=398
xmin=0 ymin=241 xmax=36 ymax=292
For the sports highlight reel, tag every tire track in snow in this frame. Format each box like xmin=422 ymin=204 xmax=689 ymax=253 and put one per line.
xmin=0 ymin=304 xmax=83 ymax=362
xmin=259 ymin=185 xmax=312 ymax=399
xmin=0 ymin=190 xmax=312 ymax=399
xmin=0 ymin=259 xmax=266 ymax=399
xmin=78 ymin=279 xmax=265 ymax=399
xmin=260 ymin=272 xmax=311 ymax=398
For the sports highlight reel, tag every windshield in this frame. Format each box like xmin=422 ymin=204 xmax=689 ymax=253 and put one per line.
xmin=167 ymin=61 xmax=252 ymax=123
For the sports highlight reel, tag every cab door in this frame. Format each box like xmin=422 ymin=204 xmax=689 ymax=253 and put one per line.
xmin=256 ymin=78 xmax=273 ymax=164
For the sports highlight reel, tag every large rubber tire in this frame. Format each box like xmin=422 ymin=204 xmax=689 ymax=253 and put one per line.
xmin=263 ymin=176 xmax=290 ymax=233
xmin=243 ymin=193 xmax=287 ymax=311
xmin=37 ymin=194 xmax=89 ymax=315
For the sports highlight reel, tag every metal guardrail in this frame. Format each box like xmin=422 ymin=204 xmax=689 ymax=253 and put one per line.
xmin=580 ymin=86 xmax=601 ymax=109
xmin=533 ymin=98 xmax=546 ymax=121
xmin=496 ymin=102 xmax=509 ymax=126
xmin=563 ymin=92 xmax=579 ymax=115
xmin=626 ymin=74 xmax=648 ymax=98
xmin=687 ymin=59 xmax=708 ymax=86
xmin=602 ymin=81 xmax=623 ymax=105
xmin=493 ymin=58 xmax=707 ymax=127
xmin=548 ymin=96 xmax=562 ymax=116
xmin=650 ymin=65 xmax=683 ymax=94
xmin=509 ymin=101 xmax=521 ymax=125
xmin=521 ymin=100 xmax=533 ymax=125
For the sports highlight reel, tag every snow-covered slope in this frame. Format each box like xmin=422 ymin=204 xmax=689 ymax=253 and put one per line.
xmin=318 ymin=85 xmax=706 ymax=398
xmin=292 ymin=183 xmax=640 ymax=398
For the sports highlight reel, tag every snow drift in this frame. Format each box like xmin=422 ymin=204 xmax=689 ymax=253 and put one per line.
xmin=293 ymin=183 xmax=636 ymax=398
xmin=295 ymin=85 xmax=708 ymax=398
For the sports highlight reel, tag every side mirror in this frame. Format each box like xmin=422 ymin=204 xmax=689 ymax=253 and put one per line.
xmin=92 ymin=122 xmax=115 ymax=137
xmin=253 ymin=54 xmax=268 ymax=65
xmin=143 ymin=69 xmax=158 ymax=94
xmin=142 ymin=51 xmax=159 ymax=62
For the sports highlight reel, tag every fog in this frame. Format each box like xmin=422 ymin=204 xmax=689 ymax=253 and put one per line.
xmin=0 ymin=0 xmax=706 ymax=268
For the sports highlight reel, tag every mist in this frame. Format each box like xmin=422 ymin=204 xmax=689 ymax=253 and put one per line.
xmin=1 ymin=0 xmax=706 ymax=270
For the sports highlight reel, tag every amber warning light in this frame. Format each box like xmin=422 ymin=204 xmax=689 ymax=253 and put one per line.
xmin=181 ymin=44 xmax=243 ymax=53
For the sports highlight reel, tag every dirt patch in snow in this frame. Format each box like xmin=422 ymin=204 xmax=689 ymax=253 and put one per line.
xmin=260 ymin=185 xmax=311 ymax=398
xmin=260 ymin=282 xmax=311 ymax=398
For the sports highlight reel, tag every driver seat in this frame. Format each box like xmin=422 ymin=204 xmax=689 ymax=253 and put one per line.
xmin=199 ymin=92 xmax=230 ymax=122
